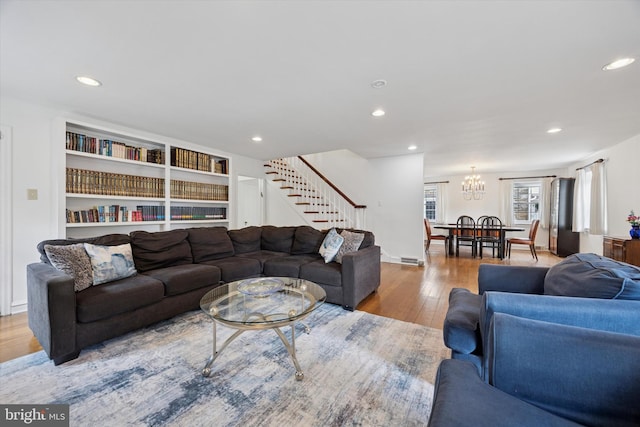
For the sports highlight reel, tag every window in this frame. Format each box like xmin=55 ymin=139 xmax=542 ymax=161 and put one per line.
xmin=512 ymin=182 xmax=541 ymax=224
xmin=424 ymin=184 xmax=437 ymax=221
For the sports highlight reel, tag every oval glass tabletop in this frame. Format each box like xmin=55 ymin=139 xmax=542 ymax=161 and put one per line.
xmin=200 ymin=277 xmax=326 ymax=327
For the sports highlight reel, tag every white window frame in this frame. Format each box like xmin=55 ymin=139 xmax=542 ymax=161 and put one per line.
xmin=424 ymin=184 xmax=437 ymax=221
xmin=512 ymin=181 xmax=541 ymax=225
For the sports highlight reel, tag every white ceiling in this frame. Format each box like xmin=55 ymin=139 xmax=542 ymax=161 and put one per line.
xmin=2 ymin=0 xmax=639 ymax=178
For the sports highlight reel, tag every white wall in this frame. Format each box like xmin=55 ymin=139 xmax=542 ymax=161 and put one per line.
xmin=568 ymin=133 xmax=640 ymax=254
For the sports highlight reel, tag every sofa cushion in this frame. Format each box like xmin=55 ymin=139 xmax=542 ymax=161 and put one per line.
xmin=84 ymin=243 xmax=137 ymax=285
xmin=187 ymin=226 xmax=235 ymax=262
xmin=236 ymin=250 xmax=289 ymax=268
xmin=544 ymin=253 xmax=640 ymax=300
xmin=261 ymin=225 xmax=296 ymax=253
xmin=291 ymin=226 xmax=326 ymax=255
xmin=37 ymin=234 xmax=130 ymax=264
xmin=337 ymin=229 xmax=375 ymax=249
xmin=130 ymin=230 xmax=193 ymax=273
xmin=228 ymin=226 xmax=262 ymax=254
xmin=300 ymin=259 xmax=342 ymax=287
xmin=142 ymin=264 xmax=221 ymax=296
xmin=76 ymin=274 xmax=165 ymax=323
xmin=263 ymin=254 xmax=322 ymax=277
xmin=443 ymin=288 xmax=483 ymax=354
xmin=335 ymin=229 xmax=365 ymax=264
xmin=319 ymin=228 xmax=344 ymax=263
xmin=44 ymin=243 xmax=94 ymax=292
xmin=201 ymin=257 xmax=262 ymax=282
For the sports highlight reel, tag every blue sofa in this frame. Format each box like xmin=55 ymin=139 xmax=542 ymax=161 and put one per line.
xmin=443 ymin=253 xmax=640 ymax=373
xmin=428 ymin=313 xmax=640 ymax=426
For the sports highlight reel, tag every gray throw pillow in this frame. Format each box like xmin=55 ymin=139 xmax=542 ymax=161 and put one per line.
xmin=335 ymin=230 xmax=365 ymax=264
xmin=84 ymin=243 xmax=137 ymax=285
xmin=44 ymin=243 xmax=93 ymax=292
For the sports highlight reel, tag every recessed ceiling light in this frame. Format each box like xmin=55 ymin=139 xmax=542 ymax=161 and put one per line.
xmin=408 ymin=145 xmax=417 ymax=150
xmin=251 ymin=136 xmax=263 ymax=142
xmin=602 ymin=57 xmax=635 ymax=71
xmin=75 ymin=76 xmax=102 ymax=87
xmin=547 ymin=127 xmax=562 ymax=134
xmin=370 ymin=79 xmax=387 ymax=89
xmin=371 ymin=109 xmax=385 ymax=117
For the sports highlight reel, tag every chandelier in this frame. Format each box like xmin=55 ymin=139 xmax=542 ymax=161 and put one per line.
xmin=462 ymin=166 xmax=485 ymax=200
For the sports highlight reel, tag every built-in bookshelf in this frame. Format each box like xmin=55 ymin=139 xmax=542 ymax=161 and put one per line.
xmin=57 ymin=119 xmax=231 ymax=238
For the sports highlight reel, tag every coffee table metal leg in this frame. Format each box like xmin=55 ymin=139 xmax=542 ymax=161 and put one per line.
xmin=273 ymin=325 xmax=304 ymax=381
xmin=202 ymin=322 xmax=245 ymax=377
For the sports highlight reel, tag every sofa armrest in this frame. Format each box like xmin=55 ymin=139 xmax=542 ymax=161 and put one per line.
xmin=487 ymin=313 xmax=640 ymax=427
xmin=427 ymin=359 xmax=576 ymax=427
xmin=340 ymin=245 xmax=381 ymax=310
xmin=477 ymin=264 xmax=548 ymax=294
xmin=27 ymin=262 xmax=77 ymax=363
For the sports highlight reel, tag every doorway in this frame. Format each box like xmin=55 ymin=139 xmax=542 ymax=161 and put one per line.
xmin=237 ymin=176 xmax=264 ymax=228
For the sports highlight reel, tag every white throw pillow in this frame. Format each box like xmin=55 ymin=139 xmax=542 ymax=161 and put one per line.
xmin=319 ymin=228 xmax=344 ymax=263
xmin=84 ymin=243 xmax=137 ymax=285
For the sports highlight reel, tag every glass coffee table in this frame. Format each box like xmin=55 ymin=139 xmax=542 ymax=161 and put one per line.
xmin=199 ymin=277 xmax=326 ymax=380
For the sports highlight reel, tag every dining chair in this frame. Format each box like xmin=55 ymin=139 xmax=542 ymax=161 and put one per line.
xmin=455 ymin=215 xmax=476 ymax=257
xmin=424 ymin=218 xmax=449 ymax=255
xmin=477 ymin=216 xmax=503 ymax=259
xmin=506 ymin=219 xmax=540 ymax=260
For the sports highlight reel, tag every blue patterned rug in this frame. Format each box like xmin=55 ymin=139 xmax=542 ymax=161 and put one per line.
xmin=0 ymin=304 xmax=449 ymax=426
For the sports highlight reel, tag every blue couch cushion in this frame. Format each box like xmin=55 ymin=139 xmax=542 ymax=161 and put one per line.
xmin=544 ymin=253 xmax=640 ymax=300
xmin=443 ymin=288 xmax=482 ymax=354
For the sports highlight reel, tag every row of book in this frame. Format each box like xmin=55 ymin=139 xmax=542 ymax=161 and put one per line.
xmin=66 ymin=131 xmax=164 ymax=164
xmin=170 ymin=206 xmax=226 ymax=220
xmin=170 ymin=179 xmax=228 ymax=201
xmin=66 ymin=204 xmax=227 ymax=224
xmin=66 ymin=168 xmax=165 ymax=198
xmin=170 ymin=147 xmax=229 ymax=174
xmin=66 ymin=205 xmax=163 ymax=223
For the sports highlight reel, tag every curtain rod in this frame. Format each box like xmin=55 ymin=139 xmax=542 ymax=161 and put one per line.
xmin=576 ymin=158 xmax=604 ymax=171
xmin=424 ymin=180 xmax=449 ymax=184
xmin=498 ymin=175 xmax=556 ymax=181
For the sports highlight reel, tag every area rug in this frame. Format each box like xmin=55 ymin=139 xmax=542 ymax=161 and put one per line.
xmin=0 ymin=304 xmax=449 ymax=426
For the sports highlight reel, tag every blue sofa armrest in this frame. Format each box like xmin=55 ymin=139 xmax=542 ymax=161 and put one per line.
xmin=477 ymin=264 xmax=548 ymax=294
xmin=487 ymin=313 xmax=640 ymax=427
xmin=427 ymin=359 xmax=578 ymax=427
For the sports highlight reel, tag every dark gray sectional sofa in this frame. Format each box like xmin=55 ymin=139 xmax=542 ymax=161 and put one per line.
xmin=27 ymin=225 xmax=381 ymax=365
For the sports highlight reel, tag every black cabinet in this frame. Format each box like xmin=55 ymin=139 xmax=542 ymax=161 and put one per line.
xmin=549 ymin=178 xmax=580 ymax=257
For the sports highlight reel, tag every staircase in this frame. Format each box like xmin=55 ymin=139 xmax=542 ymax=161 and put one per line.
xmin=264 ymin=156 xmax=366 ymax=229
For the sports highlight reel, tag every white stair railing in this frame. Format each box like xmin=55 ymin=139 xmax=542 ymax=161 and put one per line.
xmin=265 ymin=157 xmax=366 ymax=229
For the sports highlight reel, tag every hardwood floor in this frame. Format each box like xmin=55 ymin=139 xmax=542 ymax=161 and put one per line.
xmin=0 ymin=247 xmax=561 ymax=363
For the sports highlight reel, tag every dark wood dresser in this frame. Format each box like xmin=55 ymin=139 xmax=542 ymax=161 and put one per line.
xmin=603 ymin=236 xmax=640 ymax=267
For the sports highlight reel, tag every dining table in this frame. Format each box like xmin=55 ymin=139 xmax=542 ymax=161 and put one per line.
xmin=432 ymin=223 xmax=525 ymax=258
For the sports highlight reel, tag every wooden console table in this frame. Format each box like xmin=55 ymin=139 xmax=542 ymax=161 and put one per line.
xmin=603 ymin=236 xmax=640 ymax=267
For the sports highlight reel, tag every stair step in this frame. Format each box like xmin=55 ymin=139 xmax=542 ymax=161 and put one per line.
xmin=272 ymin=178 xmax=286 ymax=182
xmin=304 ymin=211 xmax=320 ymax=214
xmin=281 ymin=186 xmax=294 ymax=189
xmin=288 ymin=194 xmax=302 ymax=197
xmin=312 ymin=220 xmax=329 ymax=223
xmin=295 ymin=202 xmax=311 ymax=205
xmin=265 ymin=171 xmax=278 ymax=175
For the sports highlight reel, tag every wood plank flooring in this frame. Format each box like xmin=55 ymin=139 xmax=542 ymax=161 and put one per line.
xmin=0 ymin=247 xmax=561 ymax=363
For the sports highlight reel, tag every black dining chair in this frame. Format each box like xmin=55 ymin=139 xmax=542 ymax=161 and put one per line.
xmin=477 ymin=216 xmax=503 ymax=259
xmin=455 ymin=215 xmax=476 ymax=257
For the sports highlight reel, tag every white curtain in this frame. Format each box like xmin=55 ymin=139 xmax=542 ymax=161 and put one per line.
xmin=573 ymin=161 xmax=607 ymax=234
xmin=499 ymin=179 xmax=513 ymax=226
xmin=589 ymin=161 xmax=607 ymax=235
xmin=538 ymin=177 xmax=553 ymax=229
xmin=436 ymin=182 xmax=447 ymax=223
xmin=573 ymin=168 xmax=587 ymax=232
